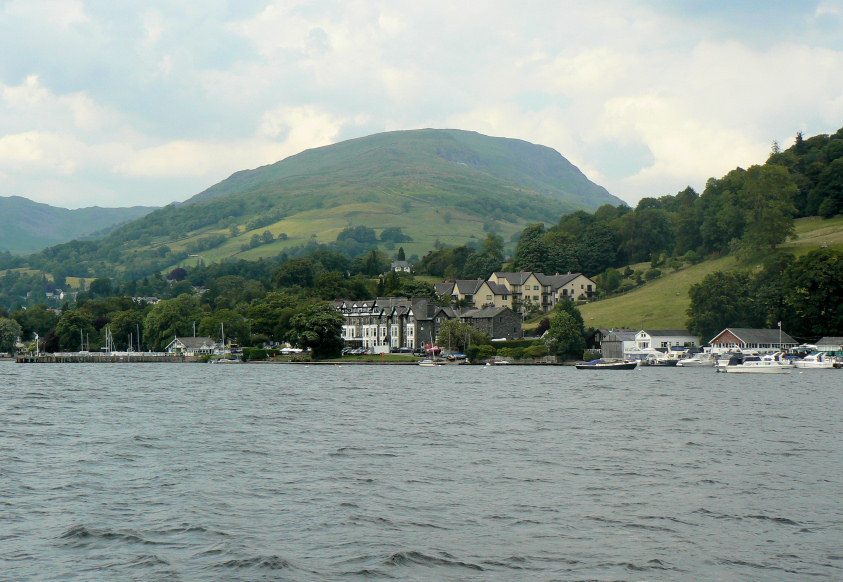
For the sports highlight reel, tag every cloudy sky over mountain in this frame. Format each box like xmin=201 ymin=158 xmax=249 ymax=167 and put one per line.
xmin=2 ymin=0 xmax=843 ymax=208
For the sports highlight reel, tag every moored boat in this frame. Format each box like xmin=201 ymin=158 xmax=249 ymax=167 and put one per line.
xmin=676 ymin=352 xmax=717 ymax=367
xmin=575 ymin=358 xmax=638 ymax=370
xmin=716 ymin=353 xmax=793 ymax=373
xmin=793 ymin=352 xmax=836 ymax=369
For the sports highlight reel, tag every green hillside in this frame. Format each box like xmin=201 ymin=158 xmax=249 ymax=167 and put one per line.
xmin=579 ymin=216 xmax=843 ymax=330
xmin=18 ymin=129 xmax=621 ymax=279
xmin=0 ymin=196 xmax=156 ymax=253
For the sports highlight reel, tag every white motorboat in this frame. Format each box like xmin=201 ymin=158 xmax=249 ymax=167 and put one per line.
xmin=793 ymin=352 xmax=836 ymax=369
xmin=676 ymin=352 xmax=717 ymax=367
xmin=716 ymin=353 xmax=793 ymax=373
xmin=418 ymin=358 xmax=439 ymax=367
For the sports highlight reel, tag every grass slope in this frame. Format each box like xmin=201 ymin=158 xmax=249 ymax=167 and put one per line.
xmin=579 ymin=216 xmax=843 ymax=331
xmin=35 ymin=129 xmax=619 ymax=277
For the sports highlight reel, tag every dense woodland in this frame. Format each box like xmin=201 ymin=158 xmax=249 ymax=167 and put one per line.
xmin=1 ymin=127 xmax=842 ymax=355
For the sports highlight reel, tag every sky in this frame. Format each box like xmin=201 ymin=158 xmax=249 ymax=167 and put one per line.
xmin=2 ymin=1 xmax=843 ymax=209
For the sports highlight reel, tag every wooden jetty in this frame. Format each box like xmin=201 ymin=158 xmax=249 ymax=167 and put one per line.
xmin=16 ymin=353 xmax=193 ymax=363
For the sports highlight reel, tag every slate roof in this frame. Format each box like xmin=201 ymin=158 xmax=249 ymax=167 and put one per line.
xmin=461 ymin=306 xmax=511 ymax=320
xmin=454 ymin=279 xmax=485 ymax=294
xmin=434 ymin=282 xmax=455 ymax=296
xmin=486 ymin=281 xmax=510 ymax=295
xmin=816 ymin=336 xmax=843 ymax=346
xmin=173 ymin=336 xmax=216 ymax=349
xmin=493 ymin=272 xmax=535 ymax=285
xmin=534 ymin=272 xmax=582 ymax=288
xmin=603 ymin=331 xmax=637 ymax=342
xmin=642 ymin=329 xmax=695 ymax=337
xmin=711 ymin=328 xmax=797 ymax=345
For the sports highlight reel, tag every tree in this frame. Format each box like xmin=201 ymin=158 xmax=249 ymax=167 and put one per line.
xmin=109 ymin=310 xmax=145 ymax=351
xmin=247 ymin=292 xmax=298 ymax=343
xmin=273 ymin=258 xmax=316 ymax=288
xmin=11 ymin=304 xmax=59 ymax=340
xmin=351 ymin=250 xmax=389 ymax=277
xmin=536 ymin=317 xmax=551 ymax=336
xmin=809 ymin=158 xmax=843 ymax=217
xmin=740 ymin=164 xmax=798 ymax=250
xmin=288 ymin=304 xmax=344 ymax=359
xmin=513 ymin=224 xmax=549 ymax=271
xmin=435 ymin=319 xmax=490 ymax=352
xmin=55 ymin=310 xmax=97 ymax=351
xmin=543 ymin=309 xmax=586 ymax=357
xmin=686 ymin=271 xmax=763 ymax=342
xmin=0 ymin=317 xmax=22 ymax=353
xmin=199 ymin=309 xmax=249 ymax=345
xmin=397 ymin=247 xmax=406 ymax=261
xmin=781 ymin=248 xmax=843 ymax=338
xmin=167 ymin=267 xmax=187 ymax=282
xmin=143 ymin=294 xmax=203 ymax=351
xmin=87 ymin=278 xmax=113 ymax=298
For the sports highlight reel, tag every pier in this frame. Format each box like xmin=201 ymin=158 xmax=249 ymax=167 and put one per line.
xmin=16 ymin=353 xmax=193 ymax=364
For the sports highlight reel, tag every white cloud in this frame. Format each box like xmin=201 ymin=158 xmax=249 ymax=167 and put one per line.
xmin=2 ymin=1 xmax=843 ymax=208
xmin=2 ymin=0 xmax=89 ymax=29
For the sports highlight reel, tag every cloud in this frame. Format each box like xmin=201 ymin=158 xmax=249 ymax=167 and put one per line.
xmin=2 ymin=1 xmax=843 ymax=209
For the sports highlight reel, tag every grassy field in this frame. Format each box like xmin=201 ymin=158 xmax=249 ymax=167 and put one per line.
xmin=578 ymin=216 xmax=843 ymax=330
xmin=579 ymin=256 xmax=738 ymax=330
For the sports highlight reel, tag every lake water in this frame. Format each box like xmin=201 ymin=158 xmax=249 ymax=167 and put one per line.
xmin=1 ymin=361 xmax=842 ymax=581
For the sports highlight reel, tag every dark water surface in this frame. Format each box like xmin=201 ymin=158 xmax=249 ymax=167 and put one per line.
xmin=1 ymin=362 xmax=842 ymax=580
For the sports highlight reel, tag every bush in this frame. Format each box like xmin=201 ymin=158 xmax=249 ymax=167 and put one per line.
xmin=477 ymin=345 xmax=497 ymax=358
xmin=582 ymin=349 xmax=602 ymax=361
xmin=498 ymin=347 xmax=524 ymax=359
xmin=523 ymin=344 xmax=549 ymax=358
xmin=644 ymin=268 xmax=662 ymax=281
xmin=243 ymin=347 xmax=267 ymax=361
xmin=490 ymin=339 xmax=538 ymax=349
xmin=466 ymin=345 xmax=481 ymax=361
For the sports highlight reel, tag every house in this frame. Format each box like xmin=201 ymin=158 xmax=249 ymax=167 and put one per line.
xmin=165 ymin=336 xmax=218 ymax=356
xmin=458 ymin=271 xmax=598 ymax=313
xmin=335 ymin=297 xmax=456 ymax=352
xmin=488 ymin=272 xmax=543 ymax=312
xmin=535 ymin=272 xmax=598 ymax=308
xmin=390 ymin=260 xmax=413 ymax=273
xmin=709 ymin=328 xmax=798 ymax=352
xmin=599 ymin=330 xmax=637 ymax=359
xmin=634 ymin=329 xmax=698 ymax=351
xmin=334 ymin=296 xmax=522 ymax=351
xmin=435 ymin=280 xmax=511 ymax=309
xmin=133 ymin=296 xmax=161 ymax=305
xmin=815 ymin=337 xmax=843 ymax=354
xmin=460 ymin=306 xmax=522 ymax=340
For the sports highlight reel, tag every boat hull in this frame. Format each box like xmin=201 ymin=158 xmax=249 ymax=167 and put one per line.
xmin=576 ymin=361 xmax=638 ymax=370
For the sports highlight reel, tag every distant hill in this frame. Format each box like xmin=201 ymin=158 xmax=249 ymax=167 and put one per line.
xmin=19 ymin=129 xmax=622 ymax=278
xmin=188 ymin=129 xmax=620 ymax=210
xmin=0 ymin=196 xmax=156 ymax=253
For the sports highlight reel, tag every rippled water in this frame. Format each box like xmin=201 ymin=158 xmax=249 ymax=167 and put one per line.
xmin=1 ymin=361 xmax=842 ymax=580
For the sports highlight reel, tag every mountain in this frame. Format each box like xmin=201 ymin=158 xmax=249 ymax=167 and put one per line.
xmin=0 ymin=196 xmax=157 ymax=253
xmin=189 ymin=129 xmax=620 ymax=209
xmin=20 ymin=129 xmax=622 ymax=279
